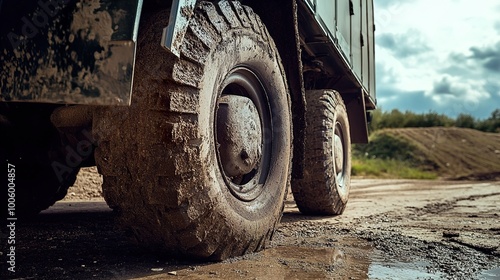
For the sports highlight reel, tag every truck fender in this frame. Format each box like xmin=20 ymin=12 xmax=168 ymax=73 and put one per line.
xmin=0 ymin=0 xmax=143 ymax=105
xmin=161 ymin=0 xmax=197 ymax=57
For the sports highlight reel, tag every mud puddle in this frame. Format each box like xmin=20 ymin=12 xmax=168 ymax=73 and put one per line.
xmin=136 ymin=237 xmax=449 ymax=279
xmin=480 ymin=267 xmax=500 ymax=279
xmin=138 ymin=245 xmax=353 ymax=279
xmin=137 ymin=244 xmax=459 ymax=280
xmin=4 ymin=180 xmax=500 ymax=279
xmin=368 ymin=252 xmax=443 ymax=279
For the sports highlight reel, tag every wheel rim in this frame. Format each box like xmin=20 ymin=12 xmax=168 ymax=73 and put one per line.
xmin=215 ymin=67 xmax=272 ymax=202
xmin=334 ymin=121 xmax=348 ymax=191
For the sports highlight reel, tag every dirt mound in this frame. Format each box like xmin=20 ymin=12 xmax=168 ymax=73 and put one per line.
xmin=64 ymin=166 xmax=103 ymax=200
xmin=376 ymin=127 xmax=500 ymax=180
xmin=68 ymin=128 xmax=499 ymax=201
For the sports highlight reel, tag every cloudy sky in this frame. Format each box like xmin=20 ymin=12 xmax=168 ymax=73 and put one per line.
xmin=374 ymin=0 xmax=500 ymax=119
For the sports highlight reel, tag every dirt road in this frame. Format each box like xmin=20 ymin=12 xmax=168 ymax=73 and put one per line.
xmin=2 ymin=178 xmax=499 ymax=279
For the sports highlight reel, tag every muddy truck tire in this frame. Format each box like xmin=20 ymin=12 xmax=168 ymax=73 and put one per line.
xmin=93 ymin=1 xmax=291 ymax=260
xmin=291 ymin=90 xmax=351 ymax=215
xmin=0 ymin=105 xmax=79 ymax=217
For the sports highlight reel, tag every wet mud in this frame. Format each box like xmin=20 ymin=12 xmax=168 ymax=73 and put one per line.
xmin=1 ymin=179 xmax=499 ymax=279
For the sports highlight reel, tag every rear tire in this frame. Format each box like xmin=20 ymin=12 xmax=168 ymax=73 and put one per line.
xmin=291 ymin=90 xmax=351 ymax=215
xmin=94 ymin=1 xmax=291 ymax=260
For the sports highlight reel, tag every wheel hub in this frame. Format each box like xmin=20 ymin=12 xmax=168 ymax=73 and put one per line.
xmin=334 ymin=132 xmax=344 ymax=173
xmin=216 ymin=95 xmax=262 ymax=178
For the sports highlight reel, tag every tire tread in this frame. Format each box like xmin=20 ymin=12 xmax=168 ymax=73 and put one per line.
xmin=291 ymin=90 xmax=351 ymax=215
xmin=95 ymin=0 xmax=288 ymax=260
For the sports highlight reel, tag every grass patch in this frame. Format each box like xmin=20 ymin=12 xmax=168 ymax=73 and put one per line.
xmin=352 ymin=157 xmax=438 ymax=180
xmin=352 ymin=127 xmax=500 ymax=179
xmin=352 ymin=130 xmax=439 ymax=179
xmin=353 ymin=131 xmax=427 ymax=165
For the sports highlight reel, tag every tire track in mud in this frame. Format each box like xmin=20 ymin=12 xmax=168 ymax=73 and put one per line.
xmin=405 ymin=192 xmax=500 ymax=216
xmin=335 ymin=183 xmax=500 ymax=279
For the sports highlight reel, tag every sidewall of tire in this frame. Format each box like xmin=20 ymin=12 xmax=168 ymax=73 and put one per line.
xmin=198 ymin=32 xmax=291 ymax=229
xmin=291 ymin=90 xmax=352 ymax=215
xmin=334 ymin=99 xmax=351 ymax=203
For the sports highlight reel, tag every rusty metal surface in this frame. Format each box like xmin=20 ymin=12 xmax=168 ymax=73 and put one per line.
xmin=0 ymin=0 xmax=142 ymax=105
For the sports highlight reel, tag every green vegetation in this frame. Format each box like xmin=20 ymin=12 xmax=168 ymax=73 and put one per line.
xmin=352 ymin=158 xmax=438 ymax=179
xmin=351 ymin=109 xmax=500 ymax=179
xmin=368 ymin=109 xmax=500 ymax=133
xmin=352 ymin=131 xmax=438 ymax=179
xmin=353 ymin=132 xmax=424 ymax=164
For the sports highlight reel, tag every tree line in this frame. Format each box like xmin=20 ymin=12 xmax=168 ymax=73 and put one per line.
xmin=368 ymin=109 xmax=500 ymax=133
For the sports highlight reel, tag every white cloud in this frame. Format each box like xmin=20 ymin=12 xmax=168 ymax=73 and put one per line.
xmin=431 ymin=75 xmax=490 ymax=101
xmin=374 ymin=0 xmax=500 ymax=119
xmin=377 ymin=29 xmax=431 ymax=58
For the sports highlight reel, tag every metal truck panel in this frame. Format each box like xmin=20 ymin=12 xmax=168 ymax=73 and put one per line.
xmin=314 ymin=1 xmax=336 ymax=42
xmin=367 ymin=0 xmax=376 ymax=101
xmin=0 ymin=0 xmax=375 ymax=107
xmin=361 ymin=0 xmax=369 ymax=89
xmin=299 ymin=0 xmax=376 ymax=107
xmin=162 ymin=0 xmax=197 ymax=57
xmin=0 ymin=0 xmax=142 ymax=105
xmin=336 ymin=0 xmax=352 ymax=64
xmin=351 ymin=0 xmax=362 ymax=81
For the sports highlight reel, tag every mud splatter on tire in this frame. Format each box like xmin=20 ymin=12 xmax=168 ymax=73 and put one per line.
xmin=93 ymin=1 xmax=292 ymax=260
xmin=292 ymin=90 xmax=351 ymax=215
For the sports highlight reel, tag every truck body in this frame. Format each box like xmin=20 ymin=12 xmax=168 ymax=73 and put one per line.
xmin=0 ymin=0 xmax=376 ymax=260
xmin=0 ymin=0 xmax=375 ymax=110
